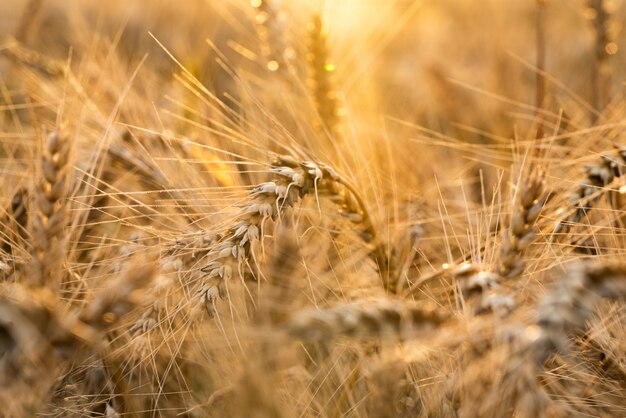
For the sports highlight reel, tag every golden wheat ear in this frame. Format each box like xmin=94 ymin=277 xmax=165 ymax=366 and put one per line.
xmin=1 ymin=187 xmax=29 ymax=262
xmin=554 ymin=148 xmax=626 ymax=236
xmin=194 ymin=156 xmax=393 ymax=316
xmin=29 ymin=130 xmax=72 ymax=291
xmin=533 ymin=262 xmax=626 ymax=364
xmin=287 ymin=298 xmax=448 ymax=343
xmin=499 ymin=168 xmax=547 ymax=279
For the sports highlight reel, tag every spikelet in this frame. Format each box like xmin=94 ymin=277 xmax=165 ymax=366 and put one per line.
xmin=454 ymin=263 xmax=516 ymax=316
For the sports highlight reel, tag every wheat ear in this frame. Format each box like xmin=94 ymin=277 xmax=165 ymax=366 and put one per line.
xmin=532 ymin=262 xmax=626 ymax=364
xmin=498 ymin=169 xmax=546 ymax=278
xmin=307 ymin=14 xmax=340 ymax=137
xmin=1 ymin=187 xmax=29 ymax=260
xmin=554 ymin=147 xmax=626 ymax=235
xmin=1 ymin=39 xmax=65 ymax=77
xmin=197 ymin=156 xmax=392 ymax=315
xmin=30 ymin=131 xmax=72 ymax=290
xmin=257 ymin=221 xmax=301 ymax=325
xmin=0 ymin=260 xmax=155 ymax=415
xmin=287 ymin=298 xmax=447 ymax=342
xmin=482 ymin=262 xmax=626 ymax=416
xmin=414 ymin=169 xmax=546 ymax=316
xmin=252 ymin=0 xmax=291 ymax=75
xmin=587 ymin=0 xmax=613 ymax=119
xmin=79 ymin=263 xmax=156 ymax=333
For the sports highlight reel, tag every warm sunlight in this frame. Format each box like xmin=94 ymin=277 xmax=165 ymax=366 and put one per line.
xmin=1 ymin=0 xmax=626 ymax=416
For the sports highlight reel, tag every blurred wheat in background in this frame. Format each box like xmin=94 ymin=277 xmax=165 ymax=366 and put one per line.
xmin=1 ymin=0 xmax=626 ymax=416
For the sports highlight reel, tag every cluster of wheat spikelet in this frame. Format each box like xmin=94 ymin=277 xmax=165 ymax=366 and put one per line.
xmin=1 ymin=0 xmax=626 ymax=417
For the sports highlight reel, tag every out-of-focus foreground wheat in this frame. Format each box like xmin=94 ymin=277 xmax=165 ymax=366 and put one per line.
xmin=2 ymin=0 xmax=626 ymax=416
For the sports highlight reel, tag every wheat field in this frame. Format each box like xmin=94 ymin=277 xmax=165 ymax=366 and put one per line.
xmin=1 ymin=0 xmax=626 ymax=417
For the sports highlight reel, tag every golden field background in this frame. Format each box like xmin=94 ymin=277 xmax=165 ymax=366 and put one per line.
xmin=1 ymin=0 xmax=626 ymax=417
